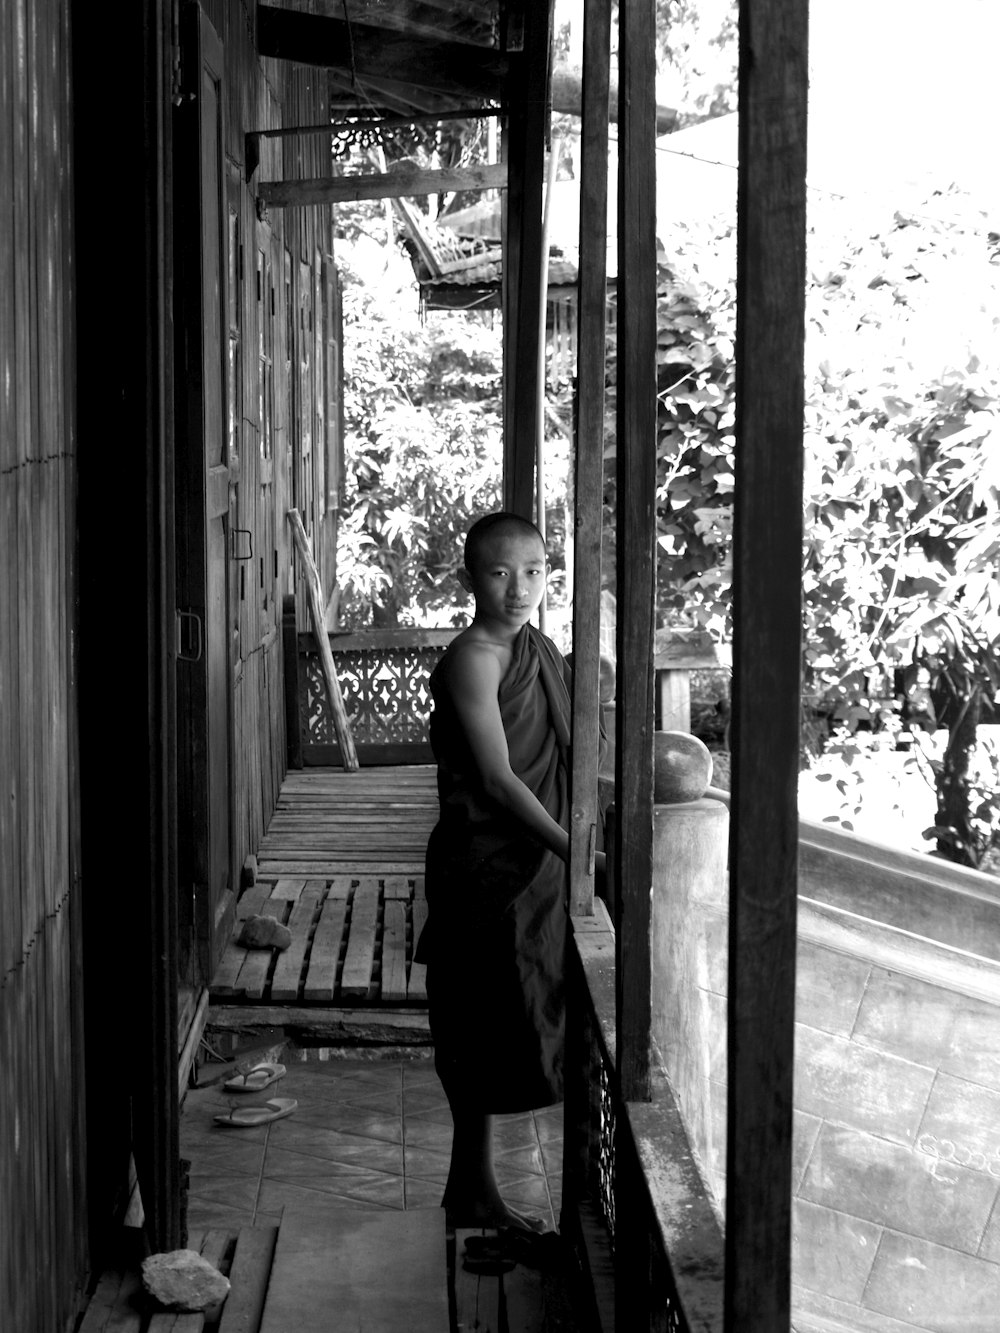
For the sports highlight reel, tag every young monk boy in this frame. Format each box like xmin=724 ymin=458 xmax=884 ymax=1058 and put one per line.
xmin=414 ymin=511 xmax=605 ymax=1235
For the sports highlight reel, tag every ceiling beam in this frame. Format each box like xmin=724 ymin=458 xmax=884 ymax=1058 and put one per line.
xmin=257 ymin=162 xmax=507 ymax=210
xmin=257 ymin=4 xmax=507 ymax=104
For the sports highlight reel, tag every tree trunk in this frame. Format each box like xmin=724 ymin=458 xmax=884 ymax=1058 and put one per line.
xmin=935 ymin=684 xmax=982 ymax=868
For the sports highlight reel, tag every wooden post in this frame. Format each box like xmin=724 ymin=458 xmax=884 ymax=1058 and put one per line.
xmin=502 ymin=3 xmax=550 ymax=518
xmin=287 ymin=509 xmax=359 ymax=772
xmin=614 ymin=0 xmax=657 ymax=1108
xmin=725 ymin=0 xmax=809 ymax=1328
xmin=653 ymin=627 xmax=720 ymax=732
xmin=568 ymin=0 xmax=610 ymax=920
xmin=563 ymin=0 xmax=611 ymax=1266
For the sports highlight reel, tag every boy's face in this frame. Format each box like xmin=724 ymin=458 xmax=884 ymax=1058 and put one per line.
xmin=459 ymin=528 xmax=549 ymax=629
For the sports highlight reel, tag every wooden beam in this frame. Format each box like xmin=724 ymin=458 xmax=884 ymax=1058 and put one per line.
xmin=568 ymin=0 xmax=611 ymax=919
xmin=502 ymin=7 xmax=550 ymax=517
xmin=725 ymin=0 xmax=809 ymax=1328
xmin=258 ymin=163 xmax=506 ymax=209
xmin=551 ymin=62 xmax=677 ymax=135
xmin=614 ymin=0 xmax=657 ymax=1107
xmin=257 ymin=4 xmax=505 ymax=103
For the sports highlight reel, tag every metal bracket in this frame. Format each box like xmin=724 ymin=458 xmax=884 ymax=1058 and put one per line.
xmin=176 ymin=610 xmax=203 ymax=662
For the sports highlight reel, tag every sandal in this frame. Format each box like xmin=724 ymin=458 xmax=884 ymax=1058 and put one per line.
xmin=495 ymin=1227 xmax=564 ymax=1270
xmin=222 ymin=1062 xmax=286 ymax=1094
xmin=462 ymin=1237 xmax=516 ymax=1275
xmin=214 ymin=1097 xmax=298 ymax=1128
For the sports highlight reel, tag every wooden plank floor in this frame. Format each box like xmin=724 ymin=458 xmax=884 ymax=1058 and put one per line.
xmin=78 ymin=1220 xmax=579 ymax=1333
xmin=211 ymin=766 xmax=438 ymax=1007
xmin=77 ymin=1225 xmax=278 ymax=1333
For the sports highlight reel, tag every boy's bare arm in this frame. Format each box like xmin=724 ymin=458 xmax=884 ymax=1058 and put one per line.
xmin=444 ymin=642 xmax=570 ymax=861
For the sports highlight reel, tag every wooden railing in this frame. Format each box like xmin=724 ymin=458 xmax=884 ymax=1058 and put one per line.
xmin=562 ymin=900 xmax=726 ymax=1333
xmin=285 ymin=623 xmax=457 ymax=766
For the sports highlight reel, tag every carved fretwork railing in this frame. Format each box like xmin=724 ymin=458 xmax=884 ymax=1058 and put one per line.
xmin=562 ymin=901 xmax=726 ymax=1333
xmin=290 ymin=626 xmax=457 ymax=766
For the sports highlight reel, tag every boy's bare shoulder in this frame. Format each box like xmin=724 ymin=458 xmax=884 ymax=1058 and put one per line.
xmin=439 ymin=627 xmax=508 ymax=692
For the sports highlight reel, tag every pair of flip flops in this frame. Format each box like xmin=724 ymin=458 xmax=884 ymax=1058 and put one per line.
xmin=463 ymin=1229 xmax=562 ymax=1273
xmin=213 ymin=1063 xmax=294 ymax=1128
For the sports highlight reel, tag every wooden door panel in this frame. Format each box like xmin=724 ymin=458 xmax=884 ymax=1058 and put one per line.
xmin=176 ymin=5 xmax=233 ymax=982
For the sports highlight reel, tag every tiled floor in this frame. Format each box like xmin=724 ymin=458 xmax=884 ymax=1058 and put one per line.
xmin=180 ymin=1050 xmax=565 ymax=1236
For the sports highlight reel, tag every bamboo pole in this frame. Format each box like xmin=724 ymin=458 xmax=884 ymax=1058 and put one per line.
xmin=287 ymin=509 xmax=359 ymax=772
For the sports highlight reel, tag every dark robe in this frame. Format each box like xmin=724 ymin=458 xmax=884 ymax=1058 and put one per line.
xmin=415 ymin=623 xmax=572 ymax=1113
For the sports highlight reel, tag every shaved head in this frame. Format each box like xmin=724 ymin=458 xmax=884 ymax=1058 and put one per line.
xmin=464 ymin=512 xmax=546 ymax=572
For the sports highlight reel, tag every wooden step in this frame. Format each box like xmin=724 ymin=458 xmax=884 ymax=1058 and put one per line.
xmin=259 ymin=1205 xmax=449 ymax=1333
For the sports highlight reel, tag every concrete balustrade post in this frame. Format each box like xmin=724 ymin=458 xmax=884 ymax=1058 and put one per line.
xmin=651 ymin=797 xmax=730 ymax=1209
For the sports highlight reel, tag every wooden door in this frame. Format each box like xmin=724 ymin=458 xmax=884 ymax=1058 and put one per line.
xmin=175 ymin=6 xmax=233 ymax=981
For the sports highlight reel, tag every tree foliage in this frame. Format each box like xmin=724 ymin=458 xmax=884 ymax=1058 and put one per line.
xmin=604 ymin=190 xmax=1000 ymax=867
xmin=336 ymin=246 xmax=503 ymax=628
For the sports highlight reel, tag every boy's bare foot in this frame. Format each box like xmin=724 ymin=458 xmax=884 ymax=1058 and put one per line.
xmin=443 ymin=1192 xmax=549 ymax=1234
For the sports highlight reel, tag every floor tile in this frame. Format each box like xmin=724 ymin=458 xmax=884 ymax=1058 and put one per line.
xmin=403 ymin=1145 xmax=452 ymax=1183
xmin=402 ymin=1064 xmax=441 ymax=1088
xmin=404 ymin=1179 xmax=445 ymax=1210
xmin=400 ymin=1103 xmax=454 ymax=1127
xmin=185 ymin=1140 xmax=267 ymax=1175
xmin=186 ymin=1176 xmax=260 ymax=1211
xmin=272 ymin=1125 xmax=405 ymax=1172
xmin=257 ymin=1173 xmax=404 ymax=1215
xmin=185 ymin=1203 xmax=257 ymax=1232
xmin=283 ymin=1102 xmax=404 ymax=1144
xmin=403 ymin=1118 xmax=454 ymax=1150
xmin=401 ymin=1086 xmax=451 ymax=1113
xmin=263 ymin=1145 xmax=404 ymax=1187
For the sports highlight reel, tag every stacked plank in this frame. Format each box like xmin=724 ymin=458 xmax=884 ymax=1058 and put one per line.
xmin=256 ymin=766 xmax=437 ymax=878
xmin=211 ymin=873 xmax=428 ymax=1006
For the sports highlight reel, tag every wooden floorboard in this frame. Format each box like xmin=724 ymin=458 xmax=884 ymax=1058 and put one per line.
xmin=210 ymin=766 xmax=437 ymax=1008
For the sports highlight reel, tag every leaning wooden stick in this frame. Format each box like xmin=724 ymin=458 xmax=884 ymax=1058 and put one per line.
xmin=287 ymin=508 xmax=359 ymax=772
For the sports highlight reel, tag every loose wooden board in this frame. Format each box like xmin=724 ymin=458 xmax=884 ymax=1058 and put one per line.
xmin=259 ymin=1205 xmax=448 ymax=1333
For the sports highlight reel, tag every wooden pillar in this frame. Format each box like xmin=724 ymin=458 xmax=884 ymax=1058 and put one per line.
xmin=568 ymin=0 xmax=611 ymax=919
xmin=501 ymin=1 xmax=550 ymax=518
xmin=725 ymin=0 xmax=809 ymax=1328
xmin=614 ymin=0 xmax=657 ymax=1106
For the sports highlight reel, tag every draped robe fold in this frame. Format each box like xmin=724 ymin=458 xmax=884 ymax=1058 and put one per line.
xmin=415 ymin=624 xmax=572 ymax=1113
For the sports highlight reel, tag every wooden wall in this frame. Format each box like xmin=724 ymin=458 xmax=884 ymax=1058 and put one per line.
xmin=0 ymin=0 xmax=347 ymax=1317
xmin=0 ymin=0 xmax=88 ymax=1325
xmin=199 ymin=0 xmax=342 ymax=942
